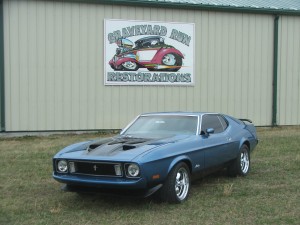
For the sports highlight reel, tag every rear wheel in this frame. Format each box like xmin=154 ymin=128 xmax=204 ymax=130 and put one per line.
xmin=161 ymin=53 xmax=182 ymax=72
xmin=158 ymin=162 xmax=190 ymax=203
xmin=228 ymin=144 xmax=250 ymax=176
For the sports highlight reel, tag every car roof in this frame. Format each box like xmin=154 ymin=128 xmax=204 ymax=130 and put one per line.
xmin=140 ymin=112 xmax=221 ymax=117
xmin=135 ymin=36 xmax=162 ymax=42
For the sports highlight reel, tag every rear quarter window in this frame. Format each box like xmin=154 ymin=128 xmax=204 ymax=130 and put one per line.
xmin=218 ymin=115 xmax=228 ymax=130
xmin=201 ymin=114 xmax=224 ymax=134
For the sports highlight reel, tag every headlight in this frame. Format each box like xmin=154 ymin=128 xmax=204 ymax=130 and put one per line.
xmin=126 ymin=163 xmax=140 ymax=177
xmin=57 ymin=160 xmax=68 ymax=173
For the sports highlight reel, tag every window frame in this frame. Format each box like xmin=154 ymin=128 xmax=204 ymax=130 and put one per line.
xmin=200 ymin=114 xmax=228 ymax=135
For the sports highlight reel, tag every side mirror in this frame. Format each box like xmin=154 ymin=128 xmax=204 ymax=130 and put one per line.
xmin=206 ymin=128 xmax=215 ymax=135
xmin=200 ymin=128 xmax=214 ymax=136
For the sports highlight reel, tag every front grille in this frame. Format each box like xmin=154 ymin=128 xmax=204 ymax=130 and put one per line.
xmin=69 ymin=161 xmax=122 ymax=177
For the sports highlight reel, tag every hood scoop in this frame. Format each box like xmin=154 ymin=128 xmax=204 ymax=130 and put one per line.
xmin=122 ymin=145 xmax=136 ymax=150
xmin=120 ymin=138 xmax=150 ymax=150
xmin=85 ymin=137 xmax=152 ymax=154
xmin=87 ymin=143 xmax=103 ymax=152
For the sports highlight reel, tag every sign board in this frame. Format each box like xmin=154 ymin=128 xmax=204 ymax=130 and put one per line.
xmin=104 ymin=19 xmax=195 ymax=85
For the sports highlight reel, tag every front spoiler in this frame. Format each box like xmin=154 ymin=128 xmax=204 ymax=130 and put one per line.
xmin=53 ymin=172 xmax=163 ymax=197
xmin=61 ymin=183 xmax=163 ymax=198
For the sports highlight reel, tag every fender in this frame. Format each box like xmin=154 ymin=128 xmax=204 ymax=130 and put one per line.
xmin=238 ymin=138 xmax=251 ymax=152
xmin=239 ymin=137 xmax=247 ymax=148
xmin=151 ymin=48 xmax=184 ymax=64
xmin=114 ymin=57 xmax=139 ymax=67
xmin=167 ymin=155 xmax=192 ymax=174
xmin=242 ymin=137 xmax=257 ymax=152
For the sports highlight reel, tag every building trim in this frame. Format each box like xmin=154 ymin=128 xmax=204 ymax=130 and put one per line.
xmin=0 ymin=0 xmax=5 ymax=132
xmin=56 ymin=0 xmax=300 ymax=16
xmin=272 ymin=15 xmax=279 ymax=126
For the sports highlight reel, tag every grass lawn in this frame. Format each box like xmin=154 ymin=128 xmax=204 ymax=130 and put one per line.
xmin=0 ymin=127 xmax=299 ymax=225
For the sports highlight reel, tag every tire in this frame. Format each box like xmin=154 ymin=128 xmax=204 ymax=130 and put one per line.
xmin=158 ymin=162 xmax=191 ymax=203
xmin=121 ymin=61 xmax=139 ymax=71
xmin=228 ymin=144 xmax=250 ymax=177
xmin=161 ymin=53 xmax=182 ymax=72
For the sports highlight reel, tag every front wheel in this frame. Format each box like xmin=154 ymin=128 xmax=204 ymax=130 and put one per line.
xmin=158 ymin=162 xmax=190 ymax=203
xmin=228 ymin=144 xmax=250 ymax=176
xmin=121 ymin=61 xmax=139 ymax=71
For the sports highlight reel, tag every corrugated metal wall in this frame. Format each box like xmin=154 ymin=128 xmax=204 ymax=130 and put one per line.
xmin=2 ymin=0 xmax=288 ymax=131
xmin=278 ymin=16 xmax=300 ymax=125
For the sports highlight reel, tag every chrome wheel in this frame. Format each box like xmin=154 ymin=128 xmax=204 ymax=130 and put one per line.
xmin=122 ymin=61 xmax=138 ymax=70
xmin=162 ymin=54 xmax=177 ymax=66
xmin=158 ymin=162 xmax=190 ymax=203
xmin=175 ymin=167 xmax=190 ymax=201
xmin=227 ymin=144 xmax=250 ymax=177
xmin=240 ymin=151 xmax=250 ymax=174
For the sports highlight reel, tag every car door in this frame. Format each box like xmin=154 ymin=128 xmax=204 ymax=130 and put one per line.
xmin=200 ymin=114 xmax=234 ymax=169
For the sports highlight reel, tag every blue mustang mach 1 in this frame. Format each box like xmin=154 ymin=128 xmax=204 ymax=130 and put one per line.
xmin=53 ymin=112 xmax=258 ymax=203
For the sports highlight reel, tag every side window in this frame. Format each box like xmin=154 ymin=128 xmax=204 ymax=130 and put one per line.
xmin=218 ymin=115 xmax=228 ymax=130
xmin=201 ymin=115 xmax=224 ymax=134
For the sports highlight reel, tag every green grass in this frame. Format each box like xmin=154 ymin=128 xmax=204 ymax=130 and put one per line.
xmin=0 ymin=127 xmax=299 ymax=225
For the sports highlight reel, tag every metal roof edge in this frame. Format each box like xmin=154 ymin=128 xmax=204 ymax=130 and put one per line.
xmin=58 ymin=0 xmax=300 ymax=16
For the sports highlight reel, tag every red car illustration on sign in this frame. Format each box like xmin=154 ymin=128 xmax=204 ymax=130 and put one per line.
xmin=109 ymin=36 xmax=184 ymax=72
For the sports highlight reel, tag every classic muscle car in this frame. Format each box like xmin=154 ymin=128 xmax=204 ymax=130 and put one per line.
xmin=53 ymin=112 xmax=258 ymax=203
xmin=109 ymin=36 xmax=184 ymax=71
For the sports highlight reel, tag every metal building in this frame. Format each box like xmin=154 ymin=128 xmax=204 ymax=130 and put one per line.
xmin=0 ymin=0 xmax=299 ymax=132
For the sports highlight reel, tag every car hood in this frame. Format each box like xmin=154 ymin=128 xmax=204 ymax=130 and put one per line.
xmin=55 ymin=135 xmax=190 ymax=162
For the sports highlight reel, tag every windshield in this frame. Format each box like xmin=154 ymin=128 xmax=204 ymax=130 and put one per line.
xmin=123 ymin=115 xmax=198 ymax=137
